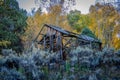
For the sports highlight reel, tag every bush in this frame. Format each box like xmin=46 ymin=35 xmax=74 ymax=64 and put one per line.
xmin=0 ymin=49 xmax=65 ymax=80
xmin=0 ymin=47 xmax=120 ymax=80
xmin=0 ymin=67 xmax=26 ymax=80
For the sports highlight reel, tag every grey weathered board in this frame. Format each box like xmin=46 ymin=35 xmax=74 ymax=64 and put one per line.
xmin=34 ymin=24 xmax=102 ymax=60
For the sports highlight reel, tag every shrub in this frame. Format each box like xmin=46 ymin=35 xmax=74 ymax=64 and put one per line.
xmin=0 ymin=67 xmax=26 ymax=80
xmin=0 ymin=46 xmax=120 ymax=80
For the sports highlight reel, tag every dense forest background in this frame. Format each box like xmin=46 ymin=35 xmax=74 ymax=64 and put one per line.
xmin=0 ymin=0 xmax=120 ymax=52
xmin=0 ymin=0 xmax=120 ymax=80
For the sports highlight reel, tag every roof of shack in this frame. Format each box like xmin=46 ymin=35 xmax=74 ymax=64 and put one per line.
xmin=44 ymin=24 xmax=101 ymax=44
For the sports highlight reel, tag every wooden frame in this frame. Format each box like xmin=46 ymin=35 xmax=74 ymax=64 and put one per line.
xmin=34 ymin=24 xmax=102 ymax=60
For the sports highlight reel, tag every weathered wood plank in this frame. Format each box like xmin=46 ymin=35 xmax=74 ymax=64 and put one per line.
xmin=34 ymin=24 xmax=102 ymax=60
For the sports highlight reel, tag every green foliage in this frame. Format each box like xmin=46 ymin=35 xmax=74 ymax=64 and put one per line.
xmin=0 ymin=41 xmax=11 ymax=48
xmin=81 ymin=27 xmax=97 ymax=38
xmin=66 ymin=60 xmax=70 ymax=73
xmin=67 ymin=10 xmax=91 ymax=32
xmin=0 ymin=0 xmax=27 ymax=52
xmin=67 ymin=10 xmax=81 ymax=30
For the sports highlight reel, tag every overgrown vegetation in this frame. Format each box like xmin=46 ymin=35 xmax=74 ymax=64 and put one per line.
xmin=0 ymin=0 xmax=120 ymax=79
xmin=0 ymin=47 xmax=120 ymax=80
xmin=0 ymin=0 xmax=27 ymax=52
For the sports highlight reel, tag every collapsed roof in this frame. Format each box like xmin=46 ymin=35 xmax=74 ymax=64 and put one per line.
xmin=44 ymin=24 xmax=101 ymax=44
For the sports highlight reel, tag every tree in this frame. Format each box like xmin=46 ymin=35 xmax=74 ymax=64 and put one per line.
xmin=22 ymin=5 xmax=73 ymax=49
xmin=35 ymin=0 xmax=76 ymax=13
xmin=67 ymin=10 xmax=81 ymax=28
xmin=81 ymin=27 xmax=97 ymax=39
xmin=112 ymin=15 xmax=120 ymax=50
xmin=67 ymin=10 xmax=91 ymax=33
xmin=0 ymin=0 xmax=27 ymax=52
xmin=34 ymin=0 xmax=76 ymax=27
xmin=89 ymin=3 xmax=120 ymax=49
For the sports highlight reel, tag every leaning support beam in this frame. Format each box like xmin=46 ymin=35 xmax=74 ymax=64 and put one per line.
xmin=43 ymin=36 xmax=46 ymax=50
xmin=33 ymin=25 xmax=44 ymax=42
xmin=63 ymin=38 xmax=73 ymax=48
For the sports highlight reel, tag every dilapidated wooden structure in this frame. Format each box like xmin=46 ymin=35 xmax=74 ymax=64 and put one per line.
xmin=34 ymin=24 xmax=102 ymax=60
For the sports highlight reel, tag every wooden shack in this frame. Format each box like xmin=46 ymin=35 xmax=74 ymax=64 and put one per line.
xmin=34 ymin=24 xmax=102 ymax=60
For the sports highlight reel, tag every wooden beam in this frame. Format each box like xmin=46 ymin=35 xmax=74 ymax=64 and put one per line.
xmin=33 ymin=25 xmax=44 ymax=42
xmin=43 ymin=36 xmax=46 ymax=50
xmin=63 ymin=38 xmax=73 ymax=49
xmin=49 ymin=28 xmax=52 ymax=51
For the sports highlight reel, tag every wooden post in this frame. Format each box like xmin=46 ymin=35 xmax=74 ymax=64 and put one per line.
xmin=56 ymin=32 xmax=62 ymax=59
xmin=43 ymin=36 xmax=46 ymax=50
xmin=56 ymin=31 xmax=59 ymax=51
xmin=34 ymin=26 xmax=44 ymax=42
xmin=60 ymin=33 xmax=63 ymax=60
xmin=49 ymin=28 xmax=52 ymax=51
xmin=57 ymin=32 xmax=63 ymax=59
xmin=51 ymin=29 xmax=55 ymax=51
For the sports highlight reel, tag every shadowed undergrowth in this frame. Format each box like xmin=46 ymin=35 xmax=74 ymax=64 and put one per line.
xmin=0 ymin=47 xmax=120 ymax=80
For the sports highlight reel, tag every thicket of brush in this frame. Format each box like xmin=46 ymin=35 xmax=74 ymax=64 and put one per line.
xmin=0 ymin=47 xmax=120 ymax=80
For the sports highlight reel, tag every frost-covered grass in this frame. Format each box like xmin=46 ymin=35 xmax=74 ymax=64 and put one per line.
xmin=0 ymin=47 xmax=120 ymax=80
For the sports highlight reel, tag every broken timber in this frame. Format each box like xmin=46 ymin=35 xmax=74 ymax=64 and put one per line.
xmin=34 ymin=24 xmax=102 ymax=60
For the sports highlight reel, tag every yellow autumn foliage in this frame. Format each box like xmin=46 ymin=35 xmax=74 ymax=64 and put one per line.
xmin=0 ymin=40 xmax=11 ymax=47
xmin=89 ymin=4 xmax=120 ymax=49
